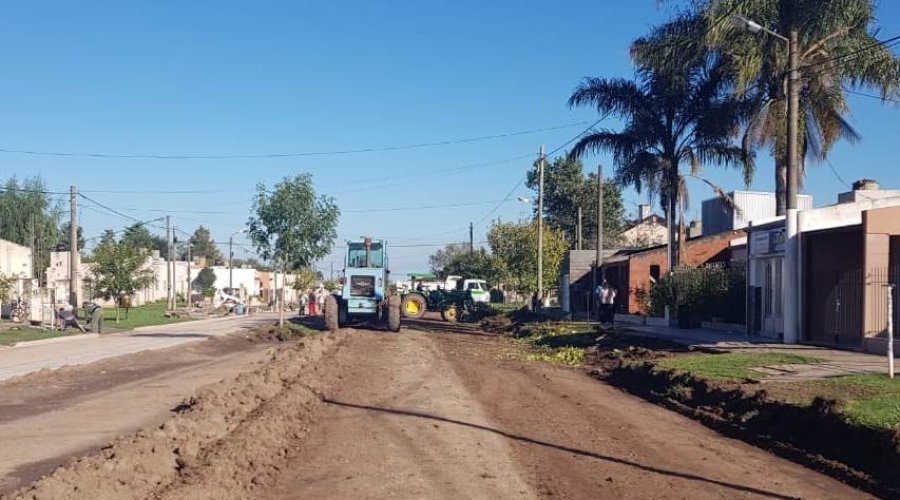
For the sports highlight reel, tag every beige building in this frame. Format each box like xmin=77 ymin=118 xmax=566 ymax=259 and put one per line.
xmin=619 ymin=205 xmax=667 ymax=248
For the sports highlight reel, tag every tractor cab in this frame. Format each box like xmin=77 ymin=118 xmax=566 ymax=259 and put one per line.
xmin=324 ymin=237 xmax=401 ymax=332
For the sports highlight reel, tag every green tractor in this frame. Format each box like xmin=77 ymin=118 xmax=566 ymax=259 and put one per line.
xmin=400 ymin=273 xmax=477 ymax=323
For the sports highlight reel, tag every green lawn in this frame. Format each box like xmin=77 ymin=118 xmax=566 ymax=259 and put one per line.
xmin=101 ymin=301 xmax=192 ymax=330
xmin=656 ymin=352 xmax=820 ymax=381
xmin=819 ymin=375 xmax=900 ymax=430
xmin=0 ymin=328 xmax=75 ymax=346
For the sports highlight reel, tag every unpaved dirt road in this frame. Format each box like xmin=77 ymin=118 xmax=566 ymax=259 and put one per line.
xmin=5 ymin=318 xmax=869 ymax=499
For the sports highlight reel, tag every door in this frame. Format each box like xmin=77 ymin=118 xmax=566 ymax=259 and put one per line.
xmin=762 ymin=258 xmax=783 ymax=333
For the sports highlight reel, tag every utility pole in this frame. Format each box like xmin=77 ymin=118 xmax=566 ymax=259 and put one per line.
xmin=186 ymin=241 xmax=192 ymax=306
xmin=537 ymin=146 xmax=545 ymax=305
xmin=69 ymin=186 xmax=78 ymax=308
xmin=591 ymin=165 xmax=603 ymax=320
xmin=577 ymin=207 xmax=583 ymax=251
xmin=166 ymin=216 xmax=173 ymax=310
xmin=783 ymin=29 xmax=801 ymax=344
xmin=229 ymin=235 xmax=234 ymax=291
xmin=469 ymin=222 xmax=474 ymax=253
xmin=330 ymin=261 xmax=334 ymax=281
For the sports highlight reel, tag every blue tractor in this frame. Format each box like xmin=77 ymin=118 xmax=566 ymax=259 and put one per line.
xmin=324 ymin=237 xmax=401 ymax=332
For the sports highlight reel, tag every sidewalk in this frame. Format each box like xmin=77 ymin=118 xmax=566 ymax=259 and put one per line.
xmin=616 ymin=323 xmax=890 ymax=380
xmin=0 ymin=313 xmax=276 ymax=383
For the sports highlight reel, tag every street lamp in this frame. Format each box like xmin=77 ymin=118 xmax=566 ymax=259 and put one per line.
xmin=732 ymin=14 xmax=801 ymax=344
xmin=229 ymin=228 xmax=247 ymax=292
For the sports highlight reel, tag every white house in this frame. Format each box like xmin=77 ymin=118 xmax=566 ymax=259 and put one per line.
xmin=619 ymin=205 xmax=667 ymax=248
xmin=0 ymin=239 xmax=33 ymax=295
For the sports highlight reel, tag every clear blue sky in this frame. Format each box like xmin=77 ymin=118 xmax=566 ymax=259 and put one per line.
xmin=2 ymin=1 xmax=898 ymax=276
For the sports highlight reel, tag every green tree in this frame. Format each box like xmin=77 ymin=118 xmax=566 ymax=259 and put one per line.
xmin=0 ymin=176 xmax=64 ymax=285
xmin=89 ymin=234 xmax=157 ymax=322
xmin=293 ymin=266 xmax=319 ymax=291
xmin=248 ymin=173 xmax=339 ymax=325
xmin=193 ymin=267 xmax=217 ymax=298
xmin=487 ymin=220 xmax=567 ymax=295
xmin=568 ymin=59 xmax=752 ymax=269
xmin=428 ymin=244 xmax=469 ymax=277
xmin=526 ymin=156 xmax=626 ymax=248
xmin=121 ymin=224 xmax=154 ymax=250
xmin=443 ymin=249 xmax=500 ymax=286
xmin=0 ymin=273 xmax=14 ymax=304
xmin=189 ymin=226 xmax=222 ymax=265
xmin=55 ymin=222 xmax=86 ymax=252
xmin=634 ymin=1 xmax=900 ymax=215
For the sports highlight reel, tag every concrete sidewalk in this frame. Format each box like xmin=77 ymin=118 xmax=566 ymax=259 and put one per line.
xmin=0 ymin=313 xmax=276 ymax=383
xmin=617 ymin=323 xmax=890 ymax=380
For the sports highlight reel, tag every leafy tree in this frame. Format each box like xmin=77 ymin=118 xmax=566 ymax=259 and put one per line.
xmin=88 ymin=234 xmax=157 ymax=322
xmin=568 ymin=59 xmax=752 ymax=269
xmin=0 ymin=273 xmax=14 ymax=304
xmin=248 ymin=173 xmax=339 ymax=325
xmin=193 ymin=267 xmax=217 ymax=298
xmin=0 ymin=176 xmax=64 ymax=285
xmin=428 ymin=244 xmax=469 ymax=277
xmin=56 ymin=222 xmax=86 ymax=252
xmin=526 ymin=156 xmax=626 ymax=248
xmin=121 ymin=224 xmax=154 ymax=250
xmin=442 ymin=249 xmax=500 ymax=286
xmin=634 ymin=1 xmax=900 ymax=214
xmin=487 ymin=220 xmax=567 ymax=295
xmin=189 ymin=226 xmax=222 ymax=265
xmin=292 ymin=266 xmax=319 ymax=291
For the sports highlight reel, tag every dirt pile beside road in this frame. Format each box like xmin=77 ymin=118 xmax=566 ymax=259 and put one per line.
xmin=6 ymin=332 xmax=346 ymax=500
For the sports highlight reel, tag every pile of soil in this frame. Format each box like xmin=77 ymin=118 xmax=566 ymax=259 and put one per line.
xmin=7 ymin=332 xmax=347 ymax=500
xmin=594 ymin=360 xmax=900 ymax=497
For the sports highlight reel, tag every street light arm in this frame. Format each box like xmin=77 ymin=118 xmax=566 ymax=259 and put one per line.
xmin=731 ymin=15 xmax=789 ymax=43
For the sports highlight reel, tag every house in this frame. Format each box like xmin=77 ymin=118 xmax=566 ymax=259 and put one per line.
xmin=618 ymin=205 xmax=667 ymax=248
xmin=747 ymin=180 xmax=900 ymax=353
xmin=702 ymin=190 xmax=813 ymax=236
xmin=0 ymin=239 xmax=34 ymax=295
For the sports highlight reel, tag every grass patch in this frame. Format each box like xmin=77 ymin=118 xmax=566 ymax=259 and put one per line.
xmin=820 ymin=375 xmax=900 ymax=430
xmin=656 ymin=352 xmax=820 ymax=381
xmin=527 ymin=346 xmax=585 ymax=366
xmin=102 ymin=301 xmax=191 ymax=330
xmin=274 ymin=322 xmax=317 ymax=341
xmin=0 ymin=327 xmax=75 ymax=346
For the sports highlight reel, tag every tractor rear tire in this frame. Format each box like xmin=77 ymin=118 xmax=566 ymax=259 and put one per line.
xmin=324 ymin=294 xmax=340 ymax=332
xmin=388 ymin=295 xmax=401 ymax=332
xmin=441 ymin=305 xmax=459 ymax=323
xmin=400 ymin=293 xmax=427 ymax=319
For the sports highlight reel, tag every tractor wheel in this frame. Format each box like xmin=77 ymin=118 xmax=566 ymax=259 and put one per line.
xmin=388 ymin=296 xmax=401 ymax=332
xmin=441 ymin=305 xmax=459 ymax=323
xmin=324 ymin=294 xmax=340 ymax=332
xmin=400 ymin=293 xmax=427 ymax=319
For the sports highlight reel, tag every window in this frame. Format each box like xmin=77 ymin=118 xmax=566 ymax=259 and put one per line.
xmin=650 ymin=265 xmax=661 ymax=282
xmin=347 ymin=242 xmax=384 ymax=268
xmin=467 ymin=282 xmax=483 ymax=291
xmin=774 ymin=259 xmax=783 ymax=317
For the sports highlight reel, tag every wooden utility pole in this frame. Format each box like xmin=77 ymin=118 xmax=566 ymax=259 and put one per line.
xmin=469 ymin=222 xmax=474 ymax=253
xmin=577 ymin=207 xmax=583 ymax=251
xmin=166 ymin=216 xmax=173 ymax=310
xmin=537 ymin=146 xmax=545 ymax=305
xmin=591 ymin=165 xmax=603 ymax=319
xmin=69 ymin=186 xmax=78 ymax=308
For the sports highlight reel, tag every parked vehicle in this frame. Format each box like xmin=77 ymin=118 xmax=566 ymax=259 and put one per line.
xmin=324 ymin=237 xmax=400 ymax=332
xmin=400 ymin=275 xmax=488 ymax=322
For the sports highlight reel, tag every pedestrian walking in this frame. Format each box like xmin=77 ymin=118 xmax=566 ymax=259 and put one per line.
xmin=307 ymin=290 xmax=318 ymax=316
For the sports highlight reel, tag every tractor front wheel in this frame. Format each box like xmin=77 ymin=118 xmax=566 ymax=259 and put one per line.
xmin=441 ymin=305 xmax=459 ymax=323
xmin=388 ymin=295 xmax=401 ymax=332
xmin=324 ymin=294 xmax=340 ymax=332
xmin=400 ymin=293 xmax=427 ymax=319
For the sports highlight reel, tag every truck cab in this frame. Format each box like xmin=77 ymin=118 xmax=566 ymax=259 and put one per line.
xmin=325 ymin=237 xmax=400 ymax=332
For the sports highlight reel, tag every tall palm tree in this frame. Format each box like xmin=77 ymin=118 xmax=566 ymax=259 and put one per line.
xmin=568 ymin=60 xmax=752 ymax=270
xmin=634 ymin=1 xmax=900 ymax=215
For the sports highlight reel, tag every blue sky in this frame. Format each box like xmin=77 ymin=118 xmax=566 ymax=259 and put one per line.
xmin=2 ymin=1 xmax=898 ymax=276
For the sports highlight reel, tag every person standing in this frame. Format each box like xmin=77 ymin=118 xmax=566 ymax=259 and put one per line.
xmin=307 ymin=289 xmax=318 ymax=316
xmin=599 ymin=280 xmax=617 ymax=324
xmin=300 ymin=291 xmax=309 ymax=316
xmin=316 ymin=287 xmax=326 ymax=316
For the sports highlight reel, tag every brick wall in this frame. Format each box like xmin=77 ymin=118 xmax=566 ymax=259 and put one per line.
xmin=618 ymin=230 xmax=745 ymax=314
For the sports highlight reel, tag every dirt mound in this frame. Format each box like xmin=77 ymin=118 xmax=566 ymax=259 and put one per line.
xmin=595 ymin=361 xmax=900 ymax=498
xmin=6 ymin=332 xmax=347 ymax=500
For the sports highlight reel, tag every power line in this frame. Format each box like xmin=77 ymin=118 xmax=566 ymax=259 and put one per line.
xmin=0 ymin=121 xmax=593 ymax=160
xmin=843 ymin=87 xmax=900 ymax=104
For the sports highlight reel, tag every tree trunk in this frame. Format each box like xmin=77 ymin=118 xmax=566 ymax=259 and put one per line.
xmin=776 ymin=161 xmax=787 ymax=216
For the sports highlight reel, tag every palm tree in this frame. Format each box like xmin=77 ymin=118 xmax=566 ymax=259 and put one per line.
xmin=634 ymin=1 xmax=900 ymax=215
xmin=568 ymin=60 xmax=752 ymax=270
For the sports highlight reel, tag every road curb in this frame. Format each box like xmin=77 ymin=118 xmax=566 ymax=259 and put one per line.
xmin=6 ymin=332 xmax=101 ymax=350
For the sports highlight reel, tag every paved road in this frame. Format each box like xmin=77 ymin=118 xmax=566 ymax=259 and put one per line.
xmin=0 ymin=313 xmax=275 ymax=383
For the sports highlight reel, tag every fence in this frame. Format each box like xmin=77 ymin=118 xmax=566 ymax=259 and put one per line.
xmin=648 ymin=264 xmax=747 ymax=326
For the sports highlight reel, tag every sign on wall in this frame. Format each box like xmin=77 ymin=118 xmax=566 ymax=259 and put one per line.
xmin=750 ymin=227 xmax=786 ymax=256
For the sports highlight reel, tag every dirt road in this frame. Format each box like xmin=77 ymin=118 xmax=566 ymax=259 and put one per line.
xmin=8 ymin=320 xmax=868 ymax=499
